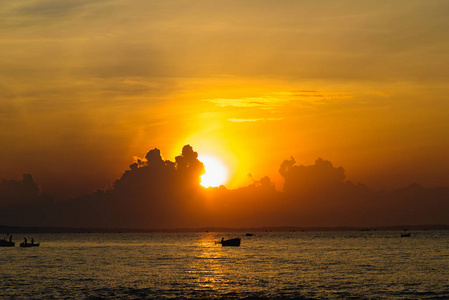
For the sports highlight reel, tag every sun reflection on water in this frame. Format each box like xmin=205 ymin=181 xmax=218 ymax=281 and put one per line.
xmin=187 ymin=233 xmax=228 ymax=291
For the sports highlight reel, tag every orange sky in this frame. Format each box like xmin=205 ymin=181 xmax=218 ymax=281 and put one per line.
xmin=1 ymin=1 xmax=449 ymax=199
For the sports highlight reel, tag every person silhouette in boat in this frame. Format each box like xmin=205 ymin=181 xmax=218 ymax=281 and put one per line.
xmin=31 ymin=238 xmax=34 ymax=244
xmin=9 ymin=234 xmax=12 ymax=242
xmin=24 ymin=237 xmax=27 ymax=244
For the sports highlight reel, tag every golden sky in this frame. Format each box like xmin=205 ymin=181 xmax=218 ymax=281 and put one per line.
xmin=1 ymin=0 xmax=449 ymax=199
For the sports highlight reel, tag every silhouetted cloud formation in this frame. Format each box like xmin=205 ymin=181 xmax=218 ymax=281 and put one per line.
xmin=93 ymin=145 xmax=205 ymax=228
xmin=280 ymin=157 xmax=346 ymax=194
xmin=0 ymin=174 xmax=51 ymax=208
xmin=0 ymin=145 xmax=448 ymax=228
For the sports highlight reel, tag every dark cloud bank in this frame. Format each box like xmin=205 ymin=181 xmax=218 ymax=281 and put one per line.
xmin=1 ymin=145 xmax=448 ymax=229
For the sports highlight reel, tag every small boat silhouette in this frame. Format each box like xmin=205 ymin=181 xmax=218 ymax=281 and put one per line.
xmin=401 ymin=229 xmax=411 ymax=237
xmin=218 ymin=237 xmax=241 ymax=247
xmin=246 ymin=233 xmax=254 ymax=236
xmin=0 ymin=239 xmax=15 ymax=247
xmin=20 ymin=242 xmax=40 ymax=247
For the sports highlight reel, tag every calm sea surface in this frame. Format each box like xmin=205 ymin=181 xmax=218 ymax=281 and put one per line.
xmin=1 ymin=231 xmax=448 ymax=299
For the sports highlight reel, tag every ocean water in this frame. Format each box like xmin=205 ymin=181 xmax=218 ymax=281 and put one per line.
xmin=1 ymin=231 xmax=448 ymax=299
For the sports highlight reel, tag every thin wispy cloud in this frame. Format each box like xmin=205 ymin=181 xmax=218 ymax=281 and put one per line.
xmin=228 ymin=117 xmax=284 ymax=123
xmin=207 ymin=91 xmax=355 ymax=109
xmin=291 ymin=91 xmax=354 ymax=100
xmin=207 ymin=97 xmax=282 ymax=109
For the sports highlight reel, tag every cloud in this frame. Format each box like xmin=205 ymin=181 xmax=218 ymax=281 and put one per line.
xmin=90 ymin=145 xmax=205 ymax=228
xmin=207 ymin=98 xmax=278 ymax=108
xmin=279 ymin=157 xmax=346 ymax=194
xmin=207 ymin=91 xmax=355 ymax=111
xmin=0 ymin=174 xmax=51 ymax=208
xmin=207 ymin=91 xmax=355 ymax=124
xmin=15 ymin=0 xmax=95 ymax=18
xmin=228 ymin=118 xmax=284 ymax=123
xmin=113 ymin=144 xmax=204 ymax=194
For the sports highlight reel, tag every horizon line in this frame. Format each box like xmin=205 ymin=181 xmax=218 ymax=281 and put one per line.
xmin=1 ymin=224 xmax=448 ymax=234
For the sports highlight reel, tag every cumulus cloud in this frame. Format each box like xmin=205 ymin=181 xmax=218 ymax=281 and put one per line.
xmin=280 ymin=157 xmax=346 ymax=194
xmin=92 ymin=145 xmax=205 ymax=228
xmin=0 ymin=174 xmax=51 ymax=208
xmin=113 ymin=145 xmax=204 ymax=197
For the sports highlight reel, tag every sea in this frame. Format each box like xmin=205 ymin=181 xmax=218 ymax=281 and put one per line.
xmin=1 ymin=231 xmax=448 ymax=299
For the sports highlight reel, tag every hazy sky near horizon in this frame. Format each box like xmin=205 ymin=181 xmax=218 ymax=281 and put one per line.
xmin=1 ymin=0 xmax=449 ymax=198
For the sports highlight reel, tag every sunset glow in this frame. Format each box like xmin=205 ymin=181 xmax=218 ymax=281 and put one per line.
xmin=1 ymin=2 xmax=449 ymax=299
xmin=199 ymin=155 xmax=228 ymax=188
xmin=0 ymin=0 xmax=448 ymax=228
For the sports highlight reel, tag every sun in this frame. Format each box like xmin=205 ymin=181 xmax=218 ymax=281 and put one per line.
xmin=199 ymin=155 xmax=229 ymax=188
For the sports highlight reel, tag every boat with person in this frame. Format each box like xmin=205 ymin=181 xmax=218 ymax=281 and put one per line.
xmin=0 ymin=239 xmax=15 ymax=247
xmin=20 ymin=238 xmax=40 ymax=247
xmin=401 ymin=229 xmax=411 ymax=237
xmin=218 ymin=237 xmax=241 ymax=247
xmin=20 ymin=242 xmax=40 ymax=247
xmin=0 ymin=234 xmax=15 ymax=247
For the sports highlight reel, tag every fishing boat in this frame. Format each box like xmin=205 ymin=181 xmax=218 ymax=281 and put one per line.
xmin=246 ymin=233 xmax=254 ymax=236
xmin=401 ymin=229 xmax=411 ymax=237
xmin=0 ymin=239 xmax=15 ymax=247
xmin=20 ymin=242 xmax=40 ymax=247
xmin=219 ymin=237 xmax=241 ymax=247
